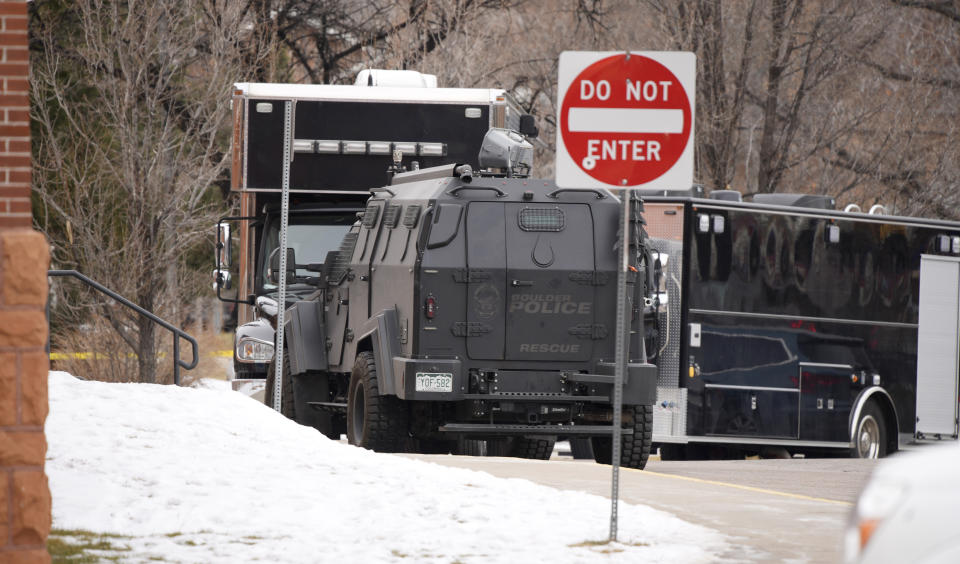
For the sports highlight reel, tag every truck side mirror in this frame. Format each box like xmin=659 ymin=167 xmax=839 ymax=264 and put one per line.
xmin=519 ymin=114 xmax=539 ymax=139
xmin=217 ymin=223 xmax=232 ymax=269
xmin=268 ymin=247 xmax=297 ymax=284
xmin=213 ymin=269 xmax=232 ymax=291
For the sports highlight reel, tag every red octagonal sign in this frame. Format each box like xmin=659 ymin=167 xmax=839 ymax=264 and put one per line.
xmin=556 ymin=51 xmax=695 ymax=190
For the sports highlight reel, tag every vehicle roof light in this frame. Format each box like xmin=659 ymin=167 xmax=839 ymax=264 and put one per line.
xmin=295 ymin=139 xmax=446 ymax=157
xmin=292 ymin=139 xmax=314 ymax=153
xmin=314 ymin=140 xmax=341 ymax=154
xmin=394 ymin=142 xmax=417 ymax=156
xmin=418 ymin=143 xmax=446 ymax=157
xmin=342 ymin=141 xmax=367 ymax=155
xmin=367 ymin=141 xmax=392 ymax=155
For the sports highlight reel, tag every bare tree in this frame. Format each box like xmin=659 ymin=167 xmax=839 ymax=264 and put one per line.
xmin=31 ymin=0 xmax=269 ymax=383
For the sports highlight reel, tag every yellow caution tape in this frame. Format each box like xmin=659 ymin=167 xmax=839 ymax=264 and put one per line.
xmin=50 ymin=350 xmax=234 ymax=360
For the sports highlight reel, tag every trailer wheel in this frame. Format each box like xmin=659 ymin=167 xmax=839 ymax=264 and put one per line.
xmin=591 ymin=404 xmax=653 ymax=470
xmin=851 ymin=402 xmax=887 ymax=459
xmin=347 ymin=351 xmax=409 ymax=452
xmin=569 ymin=438 xmax=595 ymax=459
xmin=508 ymin=437 xmax=555 ymax=460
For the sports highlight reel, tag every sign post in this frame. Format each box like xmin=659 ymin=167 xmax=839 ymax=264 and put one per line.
xmin=555 ymin=50 xmax=695 ymax=542
xmin=273 ymin=100 xmax=295 ymax=413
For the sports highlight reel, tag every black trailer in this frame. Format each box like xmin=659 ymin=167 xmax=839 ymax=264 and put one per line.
xmin=644 ymin=193 xmax=960 ymax=458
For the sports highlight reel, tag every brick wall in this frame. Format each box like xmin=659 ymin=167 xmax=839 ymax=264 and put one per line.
xmin=0 ymin=1 xmax=53 ymax=563
xmin=0 ymin=0 xmax=30 ymax=229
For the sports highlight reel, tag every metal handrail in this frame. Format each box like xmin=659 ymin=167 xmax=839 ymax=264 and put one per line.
xmin=47 ymin=270 xmax=199 ymax=385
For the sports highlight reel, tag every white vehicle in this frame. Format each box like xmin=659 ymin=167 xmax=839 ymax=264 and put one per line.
xmin=845 ymin=444 xmax=960 ymax=563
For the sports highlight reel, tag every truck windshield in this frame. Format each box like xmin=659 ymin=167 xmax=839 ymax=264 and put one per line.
xmin=260 ymin=214 xmax=354 ymax=290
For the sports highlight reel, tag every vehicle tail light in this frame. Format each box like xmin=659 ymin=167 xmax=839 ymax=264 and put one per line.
xmin=425 ymin=295 xmax=437 ymax=319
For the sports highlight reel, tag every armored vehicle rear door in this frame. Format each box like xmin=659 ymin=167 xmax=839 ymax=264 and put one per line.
xmin=464 ymin=202 xmax=595 ymax=361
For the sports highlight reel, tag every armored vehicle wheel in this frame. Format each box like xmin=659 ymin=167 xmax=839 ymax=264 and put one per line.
xmin=851 ymin=401 xmax=887 ymax=459
xmin=264 ymin=347 xmax=338 ymax=440
xmin=486 ymin=438 xmax=512 ymax=457
xmin=456 ymin=438 xmax=488 ymax=456
xmin=569 ymin=438 xmax=595 ymax=459
xmin=347 ymin=351 xmax=409 ymax=452
xmin=508 ymin=437 xmax=555 ymax=460
xmin=590 ymin=404 xmax=653 ymax=470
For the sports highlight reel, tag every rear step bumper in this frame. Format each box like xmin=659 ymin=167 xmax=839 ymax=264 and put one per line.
xmin=439 ymin=423 xmax=631 ymax=436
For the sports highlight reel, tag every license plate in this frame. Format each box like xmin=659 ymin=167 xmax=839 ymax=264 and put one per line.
xmin=415 ymin=372 xmax=453 ymax=393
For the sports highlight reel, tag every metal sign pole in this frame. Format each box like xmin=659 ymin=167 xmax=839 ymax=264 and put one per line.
xmin=610 ymin=187 xmax=630 ymax=542
xmin=272 ymin=100 xmax=294 ymax=412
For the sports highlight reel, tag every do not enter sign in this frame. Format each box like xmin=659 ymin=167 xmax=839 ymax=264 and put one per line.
xmin=555 ymin=51 xmax=695 ymax=191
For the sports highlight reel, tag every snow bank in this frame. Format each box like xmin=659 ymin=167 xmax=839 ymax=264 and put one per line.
xmin=46 ymin=372 xmax=726 ymax=563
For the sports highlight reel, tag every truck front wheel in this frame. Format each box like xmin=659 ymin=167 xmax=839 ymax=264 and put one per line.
xmin=347 ymin=351 xmax=409 ymax=452
xmin=591 ymin=404 xmax=653 ymax=470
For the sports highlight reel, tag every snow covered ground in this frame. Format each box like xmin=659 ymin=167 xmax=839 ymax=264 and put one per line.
xmin=46 ymin=372 xmax=728 ymax=563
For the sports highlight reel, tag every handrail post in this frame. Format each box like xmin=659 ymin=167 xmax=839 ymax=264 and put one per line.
xmin=173 ymin=337 xmax=181 ymax=385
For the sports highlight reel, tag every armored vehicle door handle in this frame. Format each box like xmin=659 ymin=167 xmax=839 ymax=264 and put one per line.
xmin=447 ymin=185 xmax=506 ymax=198
xmin=546 ymin=188 xmax=606 ymax=200
xmin=511 ymin=279 xmax=533 ymax=287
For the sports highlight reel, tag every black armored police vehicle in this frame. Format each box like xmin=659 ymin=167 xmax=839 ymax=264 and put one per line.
xmin=263 ymin=131 xmax=658 ymax=468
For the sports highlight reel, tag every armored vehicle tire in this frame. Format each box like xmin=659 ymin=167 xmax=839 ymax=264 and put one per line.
xmin=456 ymin=439 xmax=488 ymax=457
xmin=569 ymin=438 xmax=595 ymax=459
xmin=508 ymin=437 xmax=555 ymax=460
xmin=264 ymin=348 xmax=338 ymax=440
xmin=590 ymin=404 xmax=653 ymax=470
xmin=851 ymin=401 xmax=887 ymax=459
xmin=347 ymin=351 xmax=409 ymax=452
xmin=486 ymin=439 xmax=512 ymax=457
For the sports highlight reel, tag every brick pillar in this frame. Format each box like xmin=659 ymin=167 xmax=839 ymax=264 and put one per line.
xmin=0 ymin=1 xmax=53 ymax=562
